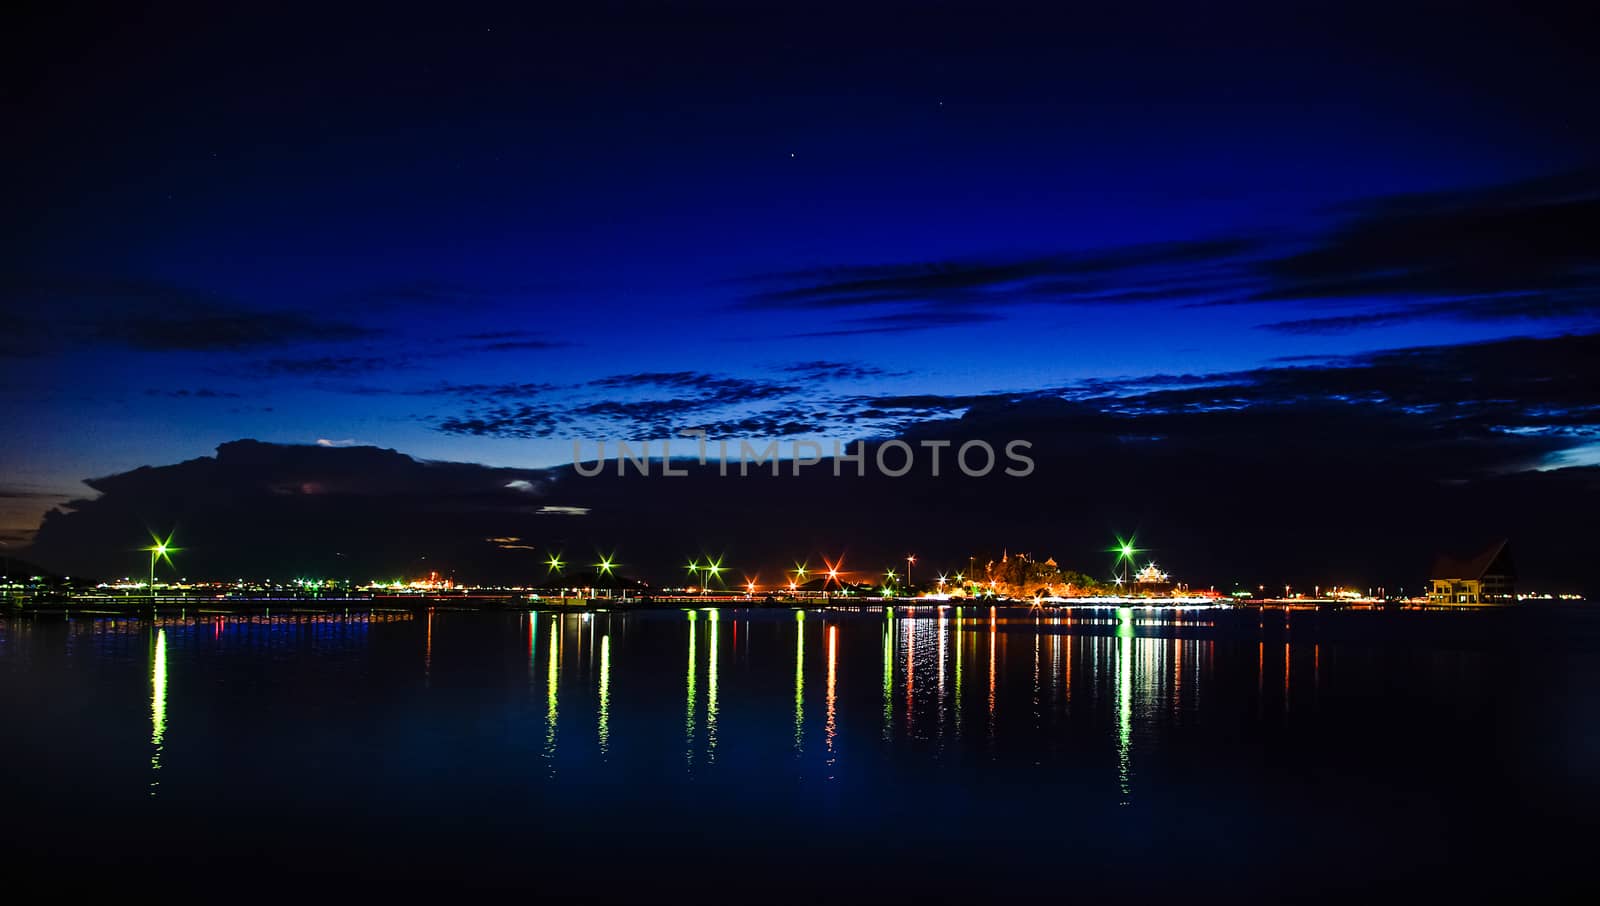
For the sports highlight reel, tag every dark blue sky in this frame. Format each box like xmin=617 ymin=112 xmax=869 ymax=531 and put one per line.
xmin=5 ymin=2 xmax=1599 ymax=550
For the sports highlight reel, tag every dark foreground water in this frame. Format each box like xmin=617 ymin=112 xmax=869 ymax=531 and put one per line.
xmin=2 ymin=605 xmax=1598 ymax=902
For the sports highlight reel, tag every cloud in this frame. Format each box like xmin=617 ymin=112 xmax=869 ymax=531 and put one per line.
xmin=106 ymin=311 xmax=375 ymax=351
xmin=144 ymin=388 xmax=243 ymax=399
xmin=22 ymin=440 xmax=558 ymax=580
xmin=20 ymin=346 xmax=1600 ymax=596
xmin=742 ymin=238 xmax=1259 ymax=311
xmin=787 ymin=306 xmax=1007 ymax=337
xmin=1 ymin=277 xmax=379 ymax=352
xmin=434 ymin=370 xmax=822 ymax=439
xmin=780 ymin=361 xmax=890 ymax=380
xmin=587 ymin=372 xmax=796 ymax=398
xmin=256 ymin=355 xmax=404 ymax=376
xmin=738 ymin=170 xmax=1600 ymax=335
xmin=458 ymin=330 xmax=575 ymax=352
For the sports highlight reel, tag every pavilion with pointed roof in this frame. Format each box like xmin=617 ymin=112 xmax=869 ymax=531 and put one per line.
xmin=1428 ymin=539 xmax=1516 ymax=605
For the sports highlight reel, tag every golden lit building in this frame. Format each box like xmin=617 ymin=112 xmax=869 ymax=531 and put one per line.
xmin=1428 ymin=540 xmax=1516 ymax=605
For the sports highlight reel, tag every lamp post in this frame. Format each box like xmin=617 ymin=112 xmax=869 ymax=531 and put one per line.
xmin=703 ymin=556 xmax=725 ymax=595
xmin=546 ymin=552 xmax=565 ymax=599
xmin=1110 ymin=535 xmax=1143 ymax=593
xmin=595 ymin=553 xmax=616 ymax=600
xmin=906 ymin=554 xmax=916 ymax=595
xmin=144 ymin=533 xmax=177 ymax=603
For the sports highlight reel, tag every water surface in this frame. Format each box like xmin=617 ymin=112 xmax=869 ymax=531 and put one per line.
xmin=2 ymin=605 xmax=1596 ymax=901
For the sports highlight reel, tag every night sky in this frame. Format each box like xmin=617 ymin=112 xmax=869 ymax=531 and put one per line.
xmin=5 ymin=4 xmax=1598 ymax=589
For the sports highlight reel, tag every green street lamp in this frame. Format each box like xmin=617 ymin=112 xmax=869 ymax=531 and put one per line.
xmin=144 ymin=533 xmax=178 ymax=601
xmin=703 ymin=555 xmax=725 ymax=592
xmin=1109 ymin=534 xmax=1144 ymax=589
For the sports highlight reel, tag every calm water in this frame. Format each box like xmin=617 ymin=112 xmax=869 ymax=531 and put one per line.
xmin=3 ymin=605 xmax=1598 ymax=901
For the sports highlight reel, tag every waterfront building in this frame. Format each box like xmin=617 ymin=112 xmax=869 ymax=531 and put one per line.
xmin=1428 ymin=539 xmax=1516 ymax=605
xmin=1132 ymin=562 xmax=1176 ymax=595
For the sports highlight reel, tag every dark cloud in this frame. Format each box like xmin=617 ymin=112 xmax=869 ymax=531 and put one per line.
xmin=256 ymin=355 xmax=403 ymax=376
xmin=23 ymin=440 xmax=559 ymax=580
xmin=426 ymin=331 xmax=1600 ymax=476
xmin=780 ymin=361 xmax=889 ymax=380
xmin=105 ymin=311 xmax=375 ymax=351
xmin=588 ymin=372 xmax=796 ymax=399
xmin=20 ymin=347 xmax=1600 ymax=595
xmin=425 ymin=372 xmax=814 ymax=437
xmin=401 ymin=381 xmax=561 ymax=400
xmin=433 ymin=369 xmax=899 ymax=437
xmin=478 ymin=338 xmax=573 ymax=351
xmin=0 ymin=489 xmax=70 ymax=500
xmin=1 ymin=277 xmax=378 ymax=352
xmin=457 ymin=330 xmax=575 ymax=352
xmin=741 ymin=171 xmax=1600 ymax=335
xmin=143 ymin=388 xmax=243 ymax=399
xmin=743 ymin=238 xmax=1259 ymax=311
xmin=1261 ymin=171 xmax=1600 ymax=299
xmin=352 ymin=280 xmax=572 ymax=311
xmin=788 ymin=307 xmax=1007 ymax=338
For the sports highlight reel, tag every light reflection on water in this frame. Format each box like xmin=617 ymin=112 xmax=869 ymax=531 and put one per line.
xmin=5 ymin=606 xmax=1597 ymax=898
xmin=149 ymin=627 xmax=166 ymax=796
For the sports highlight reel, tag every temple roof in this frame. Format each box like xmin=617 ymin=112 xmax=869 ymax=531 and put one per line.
xmin=1430 ymin=539 xmax=1514 ymax=581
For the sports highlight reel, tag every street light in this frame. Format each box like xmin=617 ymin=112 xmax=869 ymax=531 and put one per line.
xmin=703 ymin=555 xmax=725 ymax=593
xmin=906 ymin=554 xmax=916 ymax=594
xmin=1110 ymin=534 xmax=1144 ymax=589
xmin=144 ymin=532 xmax=178 ymax=601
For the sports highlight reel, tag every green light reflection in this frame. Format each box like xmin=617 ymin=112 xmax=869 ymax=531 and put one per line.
xmin=150 ymin=627 xmax=167 ymax=796
xmin=1117 ymin=627 xmax=1133 ymax=806
xmin=686 ymin=610 xmax=697 ymax=767
xmin=598 ymin=634 xmax=611 ymax=757
xmin=545 ymin=616 xmax=559 ymax=763
xmin=707 ymin=609 xmax=719 ymax=762
xmin=882 ymin=610 xmax=892 ymax=741
xmin=794 ymin=611 xmax=805 ymax=754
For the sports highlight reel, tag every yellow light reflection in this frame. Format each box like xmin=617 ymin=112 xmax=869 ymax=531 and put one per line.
xmin=882 ymin=611 xmax=892 ymax=742
xmin=707 ymin=609 xmax=719 ymax=762
xmin=987 ymin=610 xmax=997 ymax=741
xmin=793 ymin=610 xmax=804 ymax=754
xmin=954 ymin=606 xmax=963 ymax=737
xmin=686 ymin=611 xmax=697 ymax=768
xmin=598 ymin=634 xmax=611 ymax=757
xmin=1032 ymin=623 xmax=1041 ymax=729
xmin=825 ymin=624 xmax=838 ymax=769
xmin=528 ymin=612 xmax=538 ymax=682
xmin=1117 ymin=628 xmax=1133 ymax=806
xmin=150 ymin=627 xmax=167 ymax=796
xmin=545 ymin=616 xmax=559 ymax=762
xmin=1063 ymin=626 xmax=1072 ymax=708
xmin=1283 ymin=640 xmax=1291 ymax=714
xmin=904 ymin=610 xmax=915 ymax=735
xmin=937 ymin=609 xmax=948 ymax=739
